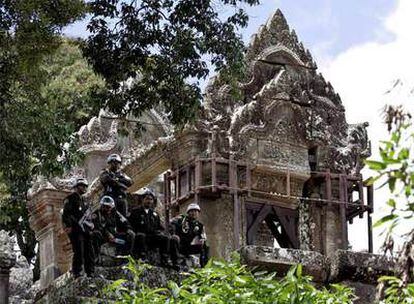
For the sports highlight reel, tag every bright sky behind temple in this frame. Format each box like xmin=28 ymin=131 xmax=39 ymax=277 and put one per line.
xmin=64 ymin=0 xmax=414 ymax=252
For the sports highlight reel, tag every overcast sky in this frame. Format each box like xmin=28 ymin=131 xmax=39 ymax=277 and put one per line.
xmin=64 ymin=0 xmax=414 ymax=252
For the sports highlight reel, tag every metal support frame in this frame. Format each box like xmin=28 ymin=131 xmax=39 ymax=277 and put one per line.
xmin=367 ymin=184 xmax=374 ymax=253
xmin=339 ymin=175 xmax=348 ymax=250
xmin=163 ymin=172 xmax=171 ymax=226
xmin=163 ymin=156 xmax=373 ymax=252
xmin=246 ymin=203 xmax=299 ymax=248
xmin=229 ymin=156 xmax=240 ymax=248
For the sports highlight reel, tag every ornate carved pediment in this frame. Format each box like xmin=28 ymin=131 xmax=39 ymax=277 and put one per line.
xmin=29 ymin=109 xmax=173 ymax=197
xmin=245 ymin=10 xmax=314 ymax=71
xmin=329 ymin=122 xmax=371 ymax=174
xmin=200 ymin=9 xmax=368 ymax=175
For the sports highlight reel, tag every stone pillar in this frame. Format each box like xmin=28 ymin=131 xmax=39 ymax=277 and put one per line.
xmin=324 ymin=206 xmax=344 ymax=256
xmin=178 ymin=194 xmax=237 ymax=260
xmin=0 ymin=230 xmax=16 ymax=304
xmin=28 ymin=189 xmax=71 ymax=288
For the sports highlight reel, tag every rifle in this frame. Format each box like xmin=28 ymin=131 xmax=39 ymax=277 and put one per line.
xmin=105 ymin=171 xmax=131 ymax=191
xmin=78 ymin=203 xmax=100 ymax=232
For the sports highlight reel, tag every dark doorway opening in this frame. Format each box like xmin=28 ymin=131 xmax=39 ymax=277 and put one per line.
xmin=246 ymin=203 xmax=299 ymax=249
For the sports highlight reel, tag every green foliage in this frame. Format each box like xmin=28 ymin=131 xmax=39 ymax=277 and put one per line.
xmin=105 ymin=255 xmax=355 ymax=303
xmin=378 ymin=276 xmax=414 ymax=304
xmin=365 ymin=106 xmax=414 ymax=302
xmin=4 ymin=40 xmax=105 ymax=178
xmin=366 ymin=120 xmax=414 ymax=232
xmin=84 ymin=0 xmax=260 ymax=126
xmin=0 ymin=37 xmax=103 ymax=276
xmin=1 ymin=1 xmax=88 ymax=277
xmin=0 ymin=0 xmax=86 ymax=74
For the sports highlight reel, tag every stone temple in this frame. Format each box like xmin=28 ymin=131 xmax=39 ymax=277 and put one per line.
xmin=27 ymin=9 xmax=394 ymax=304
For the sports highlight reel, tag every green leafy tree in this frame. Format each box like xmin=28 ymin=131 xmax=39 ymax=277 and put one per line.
xmin=366 ymin=105 xmax=414 ymax=303
xmin=1 ymin=0 xmax=88 ymax=280
xmin=1 ymin=1 xmax=264 ymax=282
xmin=1 ymin=0 xmax=264 ymax=281
xmin=0 ymin=38 xmax=104 ymax=279
xmin=84 ymin=0 xmax=260 ymax=126
xmin=105 ymin=255 xmax=355 ymax=303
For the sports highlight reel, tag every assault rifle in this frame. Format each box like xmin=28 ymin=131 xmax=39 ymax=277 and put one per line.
xmin=78 ymin=203 xmax=100 ymax=232
xmin=107 ymin=171 xmax=132 ymax=190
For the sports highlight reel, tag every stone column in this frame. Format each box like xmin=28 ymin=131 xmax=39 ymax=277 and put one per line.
xmin=178 ymin=194 xmax=237 ymax=260
xmin=324 ymin=206 xmax=344 ymax=256
xmin=0 ymin=230 xmax=16 ymax=304
xmin=28 ymin=189 xmax=71 ymax=288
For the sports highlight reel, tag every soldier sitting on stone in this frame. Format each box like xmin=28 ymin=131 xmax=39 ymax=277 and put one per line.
xmin=127 ymin=188 xmax=171 ymax=266
xmin=100 ymin=153 xmax=133 ymax=217
xmin=169 ymin=203 xmax=209 ymax=268
xmin=89 ymin=196 xmax=136 ymax=261
xmin=62 ymin=178 xmax=95 ymax=278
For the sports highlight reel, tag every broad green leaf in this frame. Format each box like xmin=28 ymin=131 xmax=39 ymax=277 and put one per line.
xmin=373 ymin=214 xmax=398 ymax=228
xmin=365 ymin=160 xmax=387 ymax=170
xmin=386 ymin=199 xmax=396 ymax=208
xmin=398 ymin=148 xmax=410 ymax=160
xmin=388 ymin=177 xmax=396 ymax=192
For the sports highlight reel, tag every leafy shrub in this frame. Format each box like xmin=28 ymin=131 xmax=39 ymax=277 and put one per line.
xmin=105 ymin=254 xmax=355 ymax=304
xmin=377 ymin=276 xmax=414 ymax=304
xmin=366 ymin=105 xmax=414 ymax=302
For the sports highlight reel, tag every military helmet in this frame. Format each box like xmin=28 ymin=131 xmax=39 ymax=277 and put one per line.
xmin=186 ymin=203 xmax=201 ymax=213
xmin=74 ymin=178 xmax=88 ymax=188
xmin=107 ymin=153 xmax=122 ymax=164
xmin=100 ymin=195 xmax=115 ymax=208
xmin=135 ymin=187 xmax=157 ymax=204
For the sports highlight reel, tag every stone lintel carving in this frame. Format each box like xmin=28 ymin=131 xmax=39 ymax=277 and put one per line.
xmin=124 ymin=138 xmax=172 ymax=193
xmin=78 ymin=112 xmax=119 ymax=154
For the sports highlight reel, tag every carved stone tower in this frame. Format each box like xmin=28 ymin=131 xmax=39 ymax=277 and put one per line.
xmin=162 ymin=9 xmax=372 ymax=259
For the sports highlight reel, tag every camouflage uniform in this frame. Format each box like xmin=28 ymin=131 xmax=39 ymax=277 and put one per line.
xmin=99 ymin=169 xmax=132 ymax=216
xmin=89 ymin=208 xmax=136 ymax=258
xmin=169 ymin=214 xmax=209 ymax=267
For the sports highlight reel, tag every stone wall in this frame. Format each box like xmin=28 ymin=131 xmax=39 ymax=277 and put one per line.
xmin=240 ymin=246 xmax=395 ymax=304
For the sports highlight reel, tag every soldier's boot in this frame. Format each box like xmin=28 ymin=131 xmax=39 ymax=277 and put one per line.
xmin=200 ymin=245 xmax=210 ymax=268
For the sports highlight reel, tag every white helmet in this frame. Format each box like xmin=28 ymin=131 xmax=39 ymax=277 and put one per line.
xmin=74 ymin=178 xmax=88 ymax=187
xmin=186 ymin=203 xmax=201 ymax=213
xmin=135 ymin=187 xmax=157 ymax=204
xmin=135 ymin=187 xmax=155 ymax=197
xmin=107 ymin=153 xmax=122 ymax=164
xmin=100 ymin=196 xmax=115 ymax=208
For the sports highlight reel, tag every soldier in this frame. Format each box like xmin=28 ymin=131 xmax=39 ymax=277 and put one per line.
xmin=128 ymin=188 xmax=170 ymax=266
xmin=62 ymin=178 xmax=94 ymax=278
xmin=100 ymin=153 xmax=133 ymax=216
xmin=170 ymin=203 xmax=209 ymax=267
xmin=89 ymin=196 xmax=136 ymax=259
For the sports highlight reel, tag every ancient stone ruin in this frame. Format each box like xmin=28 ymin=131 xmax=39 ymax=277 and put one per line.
xmin=27 ymin=9 xmax=394 ymax=303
